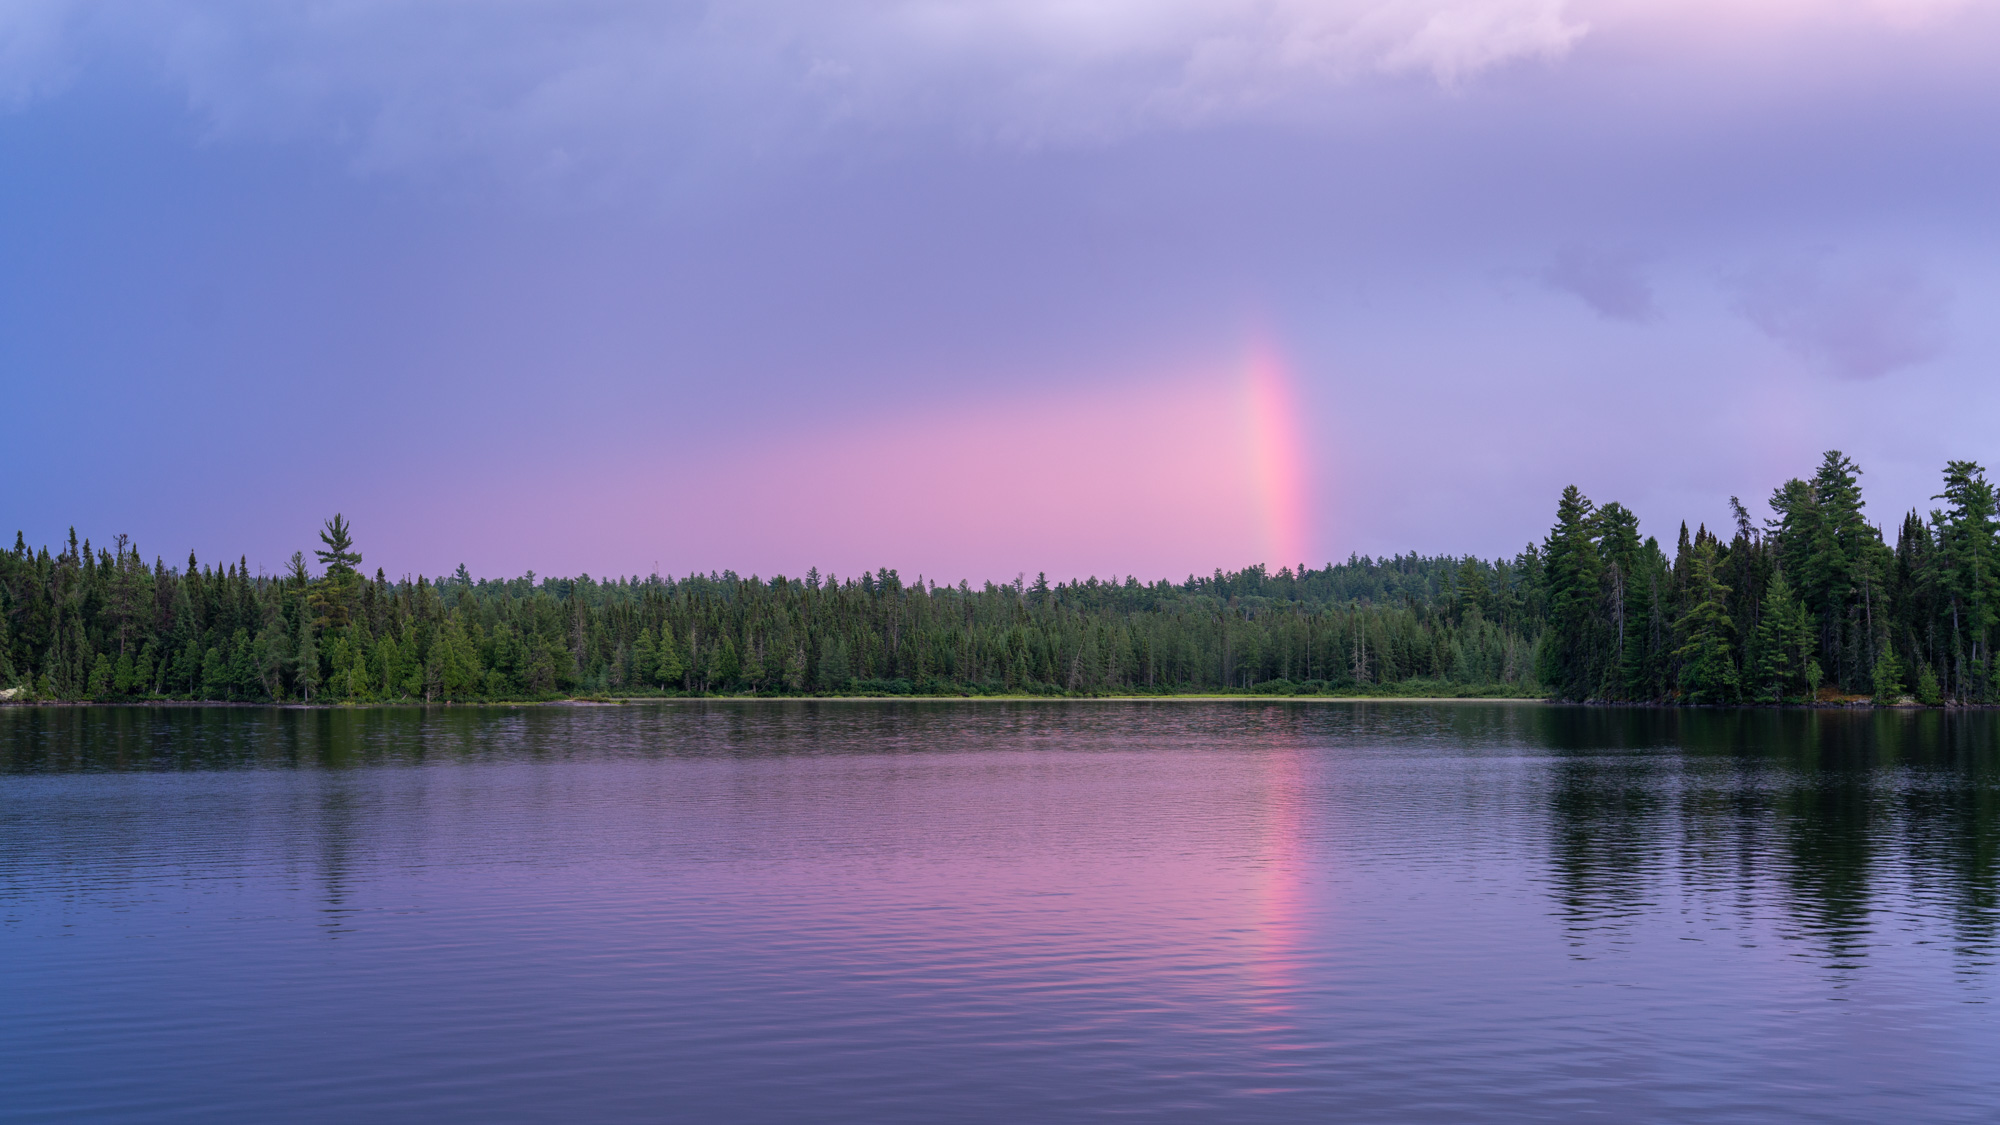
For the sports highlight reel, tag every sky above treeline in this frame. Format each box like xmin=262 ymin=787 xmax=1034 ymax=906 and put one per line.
xmin=5 ymin=1 xmax=1998 ymax=583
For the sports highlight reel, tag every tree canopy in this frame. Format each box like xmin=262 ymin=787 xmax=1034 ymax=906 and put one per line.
xmin=4 ymin=453 xmax=1997 ymax=705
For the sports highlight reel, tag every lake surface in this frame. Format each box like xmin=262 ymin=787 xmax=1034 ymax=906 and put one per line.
xmin=5 ymin=701 xmax=2000 ymax=1123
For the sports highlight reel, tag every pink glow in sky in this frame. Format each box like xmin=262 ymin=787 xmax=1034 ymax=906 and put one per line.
xmin=448 ymin=348 xmax=1319 ymax=582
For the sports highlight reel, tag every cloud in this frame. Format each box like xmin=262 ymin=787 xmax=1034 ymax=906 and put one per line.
xmin=1542 ymin=246 xmax=1655 ymax=321
xmin=799 ymin=0 xmax=1590 ymax=122
xmin=3 ymin=0 xmax=1996 ymax=191
xmin=0 ymin=1 xmax=1593 ymax=177
xmin=1734 ymin=256 xmax=1950 ymax=380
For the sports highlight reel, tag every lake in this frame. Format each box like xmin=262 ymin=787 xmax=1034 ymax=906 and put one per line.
xmin=4 ymin=701 xmax=1998 ymax=1123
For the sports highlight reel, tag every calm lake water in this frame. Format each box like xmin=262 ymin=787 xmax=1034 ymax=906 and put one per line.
xmin=4 ymin=701 xmax=2000 ymax=1123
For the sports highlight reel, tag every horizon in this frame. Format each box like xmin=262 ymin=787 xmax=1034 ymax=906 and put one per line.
xmin=6 ymin=446 xmax=1973 ymax=587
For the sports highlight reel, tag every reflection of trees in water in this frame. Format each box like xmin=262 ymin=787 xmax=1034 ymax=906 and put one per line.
xmin=1544 ymin=707 xmax=1686 ymax=952
xmin=1548 ymin=753 xmax=1669 ymax=949
xmin=1772 ymin=774 xmax=1877 ymax=969
xmin=1899 ymin=779 xmax=2000 ymax=965
xmin=1890 ymin=710 xmax=2000 ymax=966
xmin=0 ymin=701 xmax=538 ymax=773
xmin=1545 ymin=707 xmax=2000 ymax=975
xmin=313 ymin=765 xmax=360 ymax=937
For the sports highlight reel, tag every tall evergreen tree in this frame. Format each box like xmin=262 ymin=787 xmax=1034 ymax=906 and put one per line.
xmin=1594 ymin=502 xmax=1642 ymax=699
xmin=1675 ymin=538 xmax=1738 ymax=704
xmin=1538 ymin=486 xmax=1605 ymax=700
xmin=295 ymin=613 xmax=320 ymax=702
xmin=1932 ymin=460 xmax=1999 ymax=701
xmin=1748 ymin=569 xmax=1811 ymax=703
xmin=309 ymin=514 xmax=363 ymax=629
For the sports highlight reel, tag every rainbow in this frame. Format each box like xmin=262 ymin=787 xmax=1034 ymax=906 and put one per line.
xmin=1240 ymin=341 xmax=1313 ymax=571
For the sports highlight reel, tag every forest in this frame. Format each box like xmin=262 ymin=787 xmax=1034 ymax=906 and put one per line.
xmin=0 ymin=450 xmax=1993 ymax=705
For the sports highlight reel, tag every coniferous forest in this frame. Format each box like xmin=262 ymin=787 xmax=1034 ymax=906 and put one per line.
xmin=2 ymin=451 xmax=1996 ymax=705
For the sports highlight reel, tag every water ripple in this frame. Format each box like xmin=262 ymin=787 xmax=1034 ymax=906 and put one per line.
xmin=4 ymin=702 xmax=2000 ymax=1122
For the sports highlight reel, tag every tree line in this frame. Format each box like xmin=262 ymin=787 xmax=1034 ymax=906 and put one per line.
xmin=1538 ymin=452 xmax=1998 ymax=705
xmin=0 ymin=450 xmax=1991 ymax=704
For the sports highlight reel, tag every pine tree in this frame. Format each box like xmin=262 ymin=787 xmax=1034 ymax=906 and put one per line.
xmin=1674 ymin=538 xmax=1738 ymax=704
xmin=0 ymin=616 xmax=19 ymax=688
xmin=1453 ymin=557 xmax=1489 ymax=623
xmin=711 ymin=635 xmax=741 ymax=688
xmin=820 ymin=635 xmax=850 ymax=690
xmin=309 ymin=514 xmax=363 ymax=629
xmin=1932 ymin=460 xmax=1999 ymax=701
xmin=1916 ymin=663 xmax=1943 ymax=706
xmin=1538 ymin=485 xmax=1604 ymax=699
xmin=1595 ymin=502 xmax=1642 ymax=698
xmin=423 ymin=636 xmax=444 ymax=702
xmin=315 ymin=514 xmax=362 ymax=574
xmin=656 ymin=627 xmax=686 ymax=689
xmin=200 ymin=647 xmax=228 ymax=700
xmin=343 ymin=637 xmax=374 ymax=701
xmin=295 ymin=614 xmax=320 ymax=702
xmin=1749 ymin=569 xmax=1811 ymax=702
xmin=632 ymin=626 xmax=659 ymax=684
xmin=1768 ymin=453 xmax=1881 ymax=690
xmin=1808 ymin=452 xmax=1872 ymax=688
xmin=1871 ymin=649 xmax=1905 ymax=704
xmin=255 ymin=625 xmax=292 ymax=699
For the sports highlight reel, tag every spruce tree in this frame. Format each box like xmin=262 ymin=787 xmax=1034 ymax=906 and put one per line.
xmin=656 ymin=627 xmax=686 ymax=689
xmin=1808 ymin=452 xmax=1873 ymax=687
xmin=1619 ymin=549 xmax=1667 ymax=700
xmin=1594 ymin=502 xmax=1642 ymax=698
xmin=295 ymin=614 xmax=320 ymax=702
xmin=1674 ymin=539 xmax=1738 ymax=704
xmin=1750 ymin=569 xmax=1811 ymax=702
xmin=1871 ymin=649 xmax=1905 ymax=704
xmin=200 ymin=647 xmax=228 ymax=700
xmin=1932 ymin=460 xmax=1999 ymax=700
xmin=1537 ymin=485 xmax=1604 ymax=699
xmin=631 ymin=626 xmax=659 ymax=684
xmin=1917 ymin=663 xmax=1943 ymax=706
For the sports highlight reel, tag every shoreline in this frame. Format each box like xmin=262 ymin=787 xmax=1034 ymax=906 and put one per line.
xmin=1 ymin=694 xmax=1542 ymax=708
xmin=0 ymin=695 xmax=1964 ymax=710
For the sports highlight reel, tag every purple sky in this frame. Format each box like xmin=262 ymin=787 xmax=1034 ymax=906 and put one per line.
xmin=6 ymin=1 xmax=1999 ymax=582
